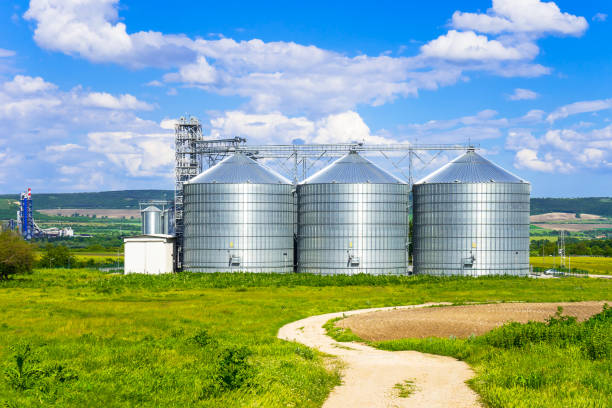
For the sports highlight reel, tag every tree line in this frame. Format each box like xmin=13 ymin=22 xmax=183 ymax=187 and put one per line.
xmin=530 ymin=238 xmax=612 ymax=257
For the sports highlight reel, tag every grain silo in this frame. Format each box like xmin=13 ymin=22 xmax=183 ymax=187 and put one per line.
xmin=183 ymin=153 xmax=294 ymax=272
xmin=412 ymin=148 xmax=530 ymax=276
xmin=297 ymin=151 xmax=409 ymax=274
xmin=141 ymin=206 xmax=162 ymax=234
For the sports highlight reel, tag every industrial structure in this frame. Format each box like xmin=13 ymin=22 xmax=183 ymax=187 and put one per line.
xmin=127 ymin=115 xmax=532 ymax=276
xmin=15 ymin=188 xmax=74 ymax=240
xmin=182 ymin=153 xmax=294 ymax=272
xmin=140 ymin=200 xmax=174 ymax=235
xmin=412 ymin=148 xmax=531 ymax=276
xmin=297 ymin=151 xmax=409 ymax=274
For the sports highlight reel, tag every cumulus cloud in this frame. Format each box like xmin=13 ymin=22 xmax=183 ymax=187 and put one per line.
xmin=24 ymin=0 xmax=195 ymax=68
xmin=208 ymin=110 xmax=396 ymax=145
xmin=546 ymin=98 xmax=612 ymax=122
xmin=452 ymin=0 xmax=588 ymax=36
xmin=23 ymin=0 xmax=585 ymax=114
xmin=421 ymin=30 xmax=533 ymax=61
xmin=514 ymin=148 xmax=573 ymax=173
xmin=88 ymin=131 xmax=174 ymax=177
xmin=81 ymin=92 xmax=153 ymax=110
xmin=0 ymin=73 xmax=170 ymax=191
xmin=3 ymin=75 xmax=57 ymax=94
xmin=508 ymin=88 xmax=538 ymax=100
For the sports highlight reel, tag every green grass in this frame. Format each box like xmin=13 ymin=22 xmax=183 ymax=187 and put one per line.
xmin=373 ymin=306 xmax=612 ymax=408
xmin=531 ymin=256 xmax=612 ymax=275
xmin=323 ymin=317 xmax=362 ymax=342
xmin=0 ymin=271 xmax=610 ymax=407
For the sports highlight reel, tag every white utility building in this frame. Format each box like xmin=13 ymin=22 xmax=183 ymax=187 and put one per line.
xmin=124 ymin=235 xmax=175 ymax=274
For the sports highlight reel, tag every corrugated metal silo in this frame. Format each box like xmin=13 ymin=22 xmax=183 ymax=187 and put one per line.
xmin=141 ymin=206 xmax=162 ymax=234
xmin=183 ymin=153 xmax=294 ymax=272
xmin=297 ymin=151 xmax=409 ymax=274
xmin=412 ymin=148 xmax=530 ymax=276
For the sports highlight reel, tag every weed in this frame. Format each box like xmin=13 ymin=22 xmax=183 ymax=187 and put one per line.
xmin=3 ymin=343 xmax=41 ymax=391
xmin=393 ymin=379 xmax=417 ymax=398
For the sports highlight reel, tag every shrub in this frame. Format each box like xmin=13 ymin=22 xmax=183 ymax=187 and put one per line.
xmin=217 ymin=346 xmax=253 ymax=390
xmin=0 ymin=231 xmax=35 ymax=280
xmin=38 ymin=244 xmax=76 ymax=268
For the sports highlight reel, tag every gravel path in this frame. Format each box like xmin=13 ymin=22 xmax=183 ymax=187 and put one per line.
xmin=277 ymin=303 xmax=482 ymax=408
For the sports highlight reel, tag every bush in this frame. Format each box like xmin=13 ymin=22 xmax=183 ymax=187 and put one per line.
xmin=0 ymin=231 xmax=35 ymax=280
xmin=217 ymin=346 xmax=253 ymax=390
xmin=38 ymin=244 xmax=76 ymax=268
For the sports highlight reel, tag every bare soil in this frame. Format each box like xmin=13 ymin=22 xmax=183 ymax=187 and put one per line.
xmin=581 ymin=213 xmax=604 ymax=220
xmin=38 ymin=208 xmax=140 ymax=219
xmin=337 ymin=301 xmax=609 ymax=341
xmin=533 ymin=223 xmax=612 ymax=232
xmin=530 ymin=212 xmax=578 ymax=222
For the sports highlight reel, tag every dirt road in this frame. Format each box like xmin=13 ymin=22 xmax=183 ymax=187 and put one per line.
xmin=277 ymin=303 xmax=482 ymax=408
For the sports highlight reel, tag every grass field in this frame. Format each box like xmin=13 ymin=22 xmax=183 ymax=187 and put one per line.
xmin=530 ymin=256 xmax=612 ymax=275
xmin=0 ymin=271 xmax=610 ymax=407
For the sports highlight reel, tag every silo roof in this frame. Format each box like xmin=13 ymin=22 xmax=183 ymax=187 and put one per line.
xmin=142 ymin=206 xmax=161 ymax=212
xmin=301 ymin=151 xmax=406 ymax=184
xmin=187 ymin=153 xmax=291 ymax=184
xmin=415 ymin=149 xmax=527 ymax=184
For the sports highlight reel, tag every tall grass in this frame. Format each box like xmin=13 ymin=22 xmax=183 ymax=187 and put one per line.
xmin=375 ymin=305 xmax=612 ymax=408
xmin=0 ymin=269 xmax=610 ymax=407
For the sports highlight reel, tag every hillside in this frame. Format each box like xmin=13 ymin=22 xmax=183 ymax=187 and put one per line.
xmin=0 ymin=190 xmax=174 ymax=210
xmin=531 ymin=197 xmax=612 ymax=217
xmin=1 ymin=190 xmax=611 ymax=217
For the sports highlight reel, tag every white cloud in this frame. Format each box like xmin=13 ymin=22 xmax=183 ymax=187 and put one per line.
xmin=23 ymin=0 xmax=579 ymax=114
xmin=505 ymin=130 xmax=540 ymax=150
xmin=145 ymin=80 xmax=163 ymax=87
xmin=421 ymin=30 xmax=533 ymax=61
xmin=514 ymin=148 xmax=573 ymax=173
xmin=87 ymin=131 xmax=174 ymax=177
xmin=80 ymin=92 xmax=153 ymax=110
xmin=0 ymin=48 xmax=16 ymax=58
xmin=546 ymin=98 xmax=612 ymax=122
xmin=508 ymin=88 xmax=538 ymax=100
xmin=3 ymin=75 xmax=57 ymax=94
xmin=592 ymin=13 xmax=607 ymax=22
xmin=45 ymin=143 xmax=83 ymax=153
xmin=24 ymin=0 xmax=195 ymax=68
xmin=452 ymin=0 xmax=588 ymax=36
xmin=208 ymin=110 xmax=396 ymax=146
xmin=165 ymin=56 xmax=217 ymax=85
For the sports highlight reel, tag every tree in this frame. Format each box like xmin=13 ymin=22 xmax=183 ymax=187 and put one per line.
xmin=0 ymin=231 xmax=35 ymax=280
xmin=39 ymin=244 xmax=75 ymax=268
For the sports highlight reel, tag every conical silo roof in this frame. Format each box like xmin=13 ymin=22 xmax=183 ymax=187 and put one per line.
xmin=188 ymin=153 xmax=291 ymax=184
xmin=301 ymin=151 xmax=405 ymax=184
xmin=142 ymin=206 xmax=161 ymax=212
xmin=415 ymin=149 xmax=527 ymax=184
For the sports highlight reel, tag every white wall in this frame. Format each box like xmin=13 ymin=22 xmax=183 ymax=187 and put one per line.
xmin=124 ymin=240 xmax=174 ymax=274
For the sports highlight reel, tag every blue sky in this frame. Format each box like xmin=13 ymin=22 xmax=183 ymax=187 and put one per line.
xmin=0 ymin=0 xmax=610 ymax=196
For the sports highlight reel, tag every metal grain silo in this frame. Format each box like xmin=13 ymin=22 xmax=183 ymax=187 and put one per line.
xmin=183 ymin=153 xmax=294 ymax=272
xmin=412 ymin=148 xmax=530 ymax=276
xmin=297 ymin=151 xmax=409 ymax=275
xmin=141 ymin=206 xmax=162 ymax=234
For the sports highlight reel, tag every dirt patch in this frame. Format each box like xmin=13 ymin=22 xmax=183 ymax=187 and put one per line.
xmin=580 ymin=213 xmax=604 ymax=220
xmin=38 ymin=209 xmax=140 ymax=219
xmin=530 ymin=212 xmax=577 ymax=222
xmin=533 ymin=223 xmax=612 ymax=232
xmin=337 ymin=301 xmax=609 ymax=341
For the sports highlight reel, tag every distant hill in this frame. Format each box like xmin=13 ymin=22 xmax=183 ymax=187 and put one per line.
xmin=530 ymin=198 xmax=612 ymax=217
xmin=0 ymin=190 xmax=174 ymax=210
xmin=1 ymin=190 xmax=611 ymax=217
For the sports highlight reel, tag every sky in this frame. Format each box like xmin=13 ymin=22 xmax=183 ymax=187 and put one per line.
xmin=0 ymin=0 xmax=610 ymax=197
